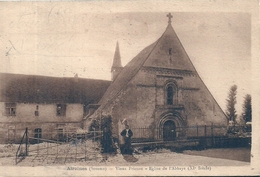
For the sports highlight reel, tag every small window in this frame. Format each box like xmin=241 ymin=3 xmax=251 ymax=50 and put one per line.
xmin=167 ymin=86 xmax=174 ymax=105
xmin=5 ymin=103 xmax=16 ymax=116
xmin=169 ymin=48 xmax=172 ymax=55
xmin=35 ymin=105 xmax=39 ymax=116
xmin=57 ymin=128 xmax=64 ymax=141
xmin=35 ymin=111 xmax=39 ymax=116
xmin=165 ymin=82 xmax=178 ymax=105
xmin=57 ymin=104 xmax=66 ymax=116
xmin=34 ymin=128 xmax=42 ymax=139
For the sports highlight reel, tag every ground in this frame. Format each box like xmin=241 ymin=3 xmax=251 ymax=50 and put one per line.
xmin=183 ymin=148 xmax=251 ymax=162
xmin=0 ymin=143 xmax=250 ymax=166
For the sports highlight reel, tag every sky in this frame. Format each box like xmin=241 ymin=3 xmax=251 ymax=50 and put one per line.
xmin=0 ymin=1 xmax=252 ymax=116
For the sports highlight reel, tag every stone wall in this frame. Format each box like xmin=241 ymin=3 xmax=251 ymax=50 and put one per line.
xmin=97 ymin=67 xmax=227 ymax=140
xmin=0 ymin=102 xmax=83 ymax=143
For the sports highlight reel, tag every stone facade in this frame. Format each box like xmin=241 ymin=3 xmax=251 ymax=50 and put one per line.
xmin=86 ymin=16 xmax=227 ymax=142
xmin=0 ymin=102 xmax=83 ymax=143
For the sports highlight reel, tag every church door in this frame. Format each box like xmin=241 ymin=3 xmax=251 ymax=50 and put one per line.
xmin=163 ymin=120 xmax=176 ymax=141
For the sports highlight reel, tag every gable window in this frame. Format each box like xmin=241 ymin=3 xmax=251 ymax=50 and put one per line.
xmin=5 ymin=103 xmax=16 ymax=116
xmin=169 ymin=48 xmax=172 ymax=55
xmin=35 ymin=105 xmax=39 ymax=116
xmin=57 ymin=104 xmax=66 ymax=116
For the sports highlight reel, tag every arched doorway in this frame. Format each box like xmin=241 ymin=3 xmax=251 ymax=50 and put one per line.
xmin=163 ymin=120 xmax=176 ymax=141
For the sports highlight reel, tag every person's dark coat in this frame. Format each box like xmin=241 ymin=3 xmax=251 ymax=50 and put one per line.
xmin=120 ymin=129 xmax=133 ymax=138
xmin=120 ymin=128 xmax=133 ymax=154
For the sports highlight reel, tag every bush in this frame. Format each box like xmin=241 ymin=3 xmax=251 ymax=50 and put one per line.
xmin=227 ymin=126 xmax=246 ymax=137
xmin=89 ymin=115 xmax=117 ymax=153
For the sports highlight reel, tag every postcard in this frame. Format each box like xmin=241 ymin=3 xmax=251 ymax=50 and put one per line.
xmin=0 ymin=0 xmax=259 ymax=176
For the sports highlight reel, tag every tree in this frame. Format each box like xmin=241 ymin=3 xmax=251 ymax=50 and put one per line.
xmin=89 ymin=115 xmax=116 ymax=153
xmin=101 ymin=115 xmax=116 ymax=153
xmin=242 ymin=94 xmax=252 ymax=123
xmin=226 ymin=85 xmax=237 ymax=124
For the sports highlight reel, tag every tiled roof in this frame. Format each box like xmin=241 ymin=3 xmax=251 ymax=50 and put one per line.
xmin=0 ymin=73 xmax=111 ymax=104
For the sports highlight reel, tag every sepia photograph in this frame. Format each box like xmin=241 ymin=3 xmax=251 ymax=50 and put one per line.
xmin=0 ymin=0 xmax=259 ymax=176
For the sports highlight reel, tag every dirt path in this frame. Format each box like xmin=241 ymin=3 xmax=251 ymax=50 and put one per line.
xmin=183 ymin=148 xmax=251 ymax=162
xmin=93 ymin=152 xmax=249 ymax=166
xmin=0 ymin=151 xmax=249 ymax=167
xmin=0 ymin=143 xmax=250 ymax=166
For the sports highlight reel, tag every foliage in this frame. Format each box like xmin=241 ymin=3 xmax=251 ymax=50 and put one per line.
xmin=226 ymin=85 xmax=237 ymax=124
xmin=227 ymin=126 xmax=246 ymax=137
xmin=89 ymin=115 xmax=116 ymax=153
xmin=242 ymin=94 xmax=252 ymax=123
xmin=89 ymin=119 xmax=100 ymax=132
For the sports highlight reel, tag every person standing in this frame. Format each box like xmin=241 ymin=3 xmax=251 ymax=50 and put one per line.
xmin=120 ymin=125 xmax=133 ymax=155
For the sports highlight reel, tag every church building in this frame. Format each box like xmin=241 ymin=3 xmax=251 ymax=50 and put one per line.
xmin=85 ymin=13 xmax=227 ymax=142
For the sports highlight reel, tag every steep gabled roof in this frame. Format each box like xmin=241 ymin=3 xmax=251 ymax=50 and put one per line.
xmin=86 ymin=15 xmax=227 ymax=122
xmin=92 ymin=22 xmax=223 ymax=117
xmin=95 ymin=24 xmax=186 ymax=113
xmin=96 ymin=42 xmax=157 ymax=110
xmin=0 ymin=73 xmax=111 ymax=104
xmin=143 ymin=24 xmax=196 ymax=71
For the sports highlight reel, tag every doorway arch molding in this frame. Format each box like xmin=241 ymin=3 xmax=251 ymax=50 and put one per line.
xmin=158 ymin=111 xmax=186 ymax=140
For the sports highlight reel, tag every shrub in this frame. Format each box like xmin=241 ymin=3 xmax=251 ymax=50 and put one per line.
xmin=89 ymin=115 xmax=117 ymax=153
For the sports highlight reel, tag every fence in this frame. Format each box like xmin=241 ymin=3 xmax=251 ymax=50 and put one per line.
xmin=0 ymin=122 xmax=83 ymax=144
xmin=131 ymin=125 xmax=251 ymax=148
xmin=131 ymin=125 xmax=239 ymax=143
xmin=15 ymin=127 xmax=103 ymax=165
xmin=15 ymin=128 xmax=29 ymax=164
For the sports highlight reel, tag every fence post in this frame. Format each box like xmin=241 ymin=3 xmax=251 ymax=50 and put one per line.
xmin=196 ymin=124 xmax=199 ymax=138
xmin=66 ymin=131 xmax=68 ymax=143
xmin=204 ymin=125 xmax=207 ymax=137
xmin=47 ymin=142 xmax=49 ymax=156
xmin=14 ymin=129 xmax=16 ymax=143
xmin=85 ymin=133 xmax=87 ymax=162
xmin=25 ymin=127 xmax=28 ymax=156
xmin=75 ymin=140 xmax=77 ymax=162
xmin=56 ymin=130 xmax=59 ymax=157
xmin=93 ymin=128 xmax=96 ymax=142
xmin=37 ymin=130 xmax=40 ymax=155
xmin=211 ymin=123 xmax=214 ymax=147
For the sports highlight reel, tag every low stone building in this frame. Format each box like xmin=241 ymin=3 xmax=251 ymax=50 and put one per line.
xmin=0 ymin=73 xmax=110 ymax=143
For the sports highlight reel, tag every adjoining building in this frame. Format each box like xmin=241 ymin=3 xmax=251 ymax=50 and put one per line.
xmin=0 ymin=73 xmax=110 ymax=143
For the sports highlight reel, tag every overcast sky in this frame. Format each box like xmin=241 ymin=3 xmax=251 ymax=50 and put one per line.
xmin=0 ymin=2 xmax=252 ymax=115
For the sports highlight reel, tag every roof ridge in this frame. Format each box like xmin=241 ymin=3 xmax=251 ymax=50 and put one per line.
xmin=95 ymin=24 xmax=172 ymax=113
xmin=164 ymin=26 xmax=228 ymax=117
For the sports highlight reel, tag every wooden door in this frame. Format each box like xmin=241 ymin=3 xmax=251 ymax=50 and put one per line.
xmin=163 ymin=120 xmax=176 ymax=141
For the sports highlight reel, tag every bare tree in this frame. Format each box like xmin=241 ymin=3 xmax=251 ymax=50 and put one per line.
xmin=226 ymin=85 xmax=237 ymax=124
